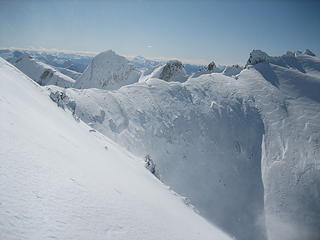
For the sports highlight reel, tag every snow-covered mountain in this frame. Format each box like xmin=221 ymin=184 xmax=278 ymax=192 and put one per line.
xmin=74 ymin=50 xmax=141 ymax=90
xmin=0 ymin=57 xmax=232 ymax=240
xmin=13 ymin=54 xmax=75 ymax=87
xmin=47 ymin=49 xmax=320 ymax=240
xmin=189 ymin=60 xmax=223 ymax=78
xmin=130 ymin=55 xmax=161 ymax=70
xmin=0 ymin=49 xmax=93 ymax=73
xmin=146 ymin=60 xmax=188 ymax=82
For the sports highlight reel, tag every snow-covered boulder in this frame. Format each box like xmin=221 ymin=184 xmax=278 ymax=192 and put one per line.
xmin=13 ymin=54 xmax=75 ymax=87
xmin=74 ymin=50 xmax=141 ymax=90
xmin=148 ymin=60 xmax=188 ymax=82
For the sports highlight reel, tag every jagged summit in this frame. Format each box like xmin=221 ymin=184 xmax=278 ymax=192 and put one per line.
xmin=246 ymin=50 xmax=270 ymax=66
xmin=304 ymin=49 xmax=316 ymax=56
xmin=148 ymin=60 xmax=188 ymax=82
xmin=74 ymin=50 xmax=141 ymax=90
xmin=245 ymin=49 xmax=320 ymax=77
xmin=190 ymin=60 xmax=222 ymax=78
xmin=222 ymin=64 xmax=243 ymax=77
xmin=207 ymin=61 xmax=217 ymax=71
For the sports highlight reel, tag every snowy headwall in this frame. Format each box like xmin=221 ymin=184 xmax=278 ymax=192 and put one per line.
xmin=48 ymin=49 xmax=320 ymax=240
xmin=48 ymin=75 xmax=266 ymax=240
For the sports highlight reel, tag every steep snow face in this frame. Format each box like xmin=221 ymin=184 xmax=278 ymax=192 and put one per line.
xmin=48 ymin=76 xmax=266 ymax=240
xmin=0 ymin=57 xmax=232 ymax=240
xmin=239 ymin=51 xmax=320 ymax=240
xmin=148 ymin=60 xmax=188 ymax=82
xmin=222 ymin=65 xmax=243 ymax=77
xmin=13 ymin=54 xmax=75 ymax=87
xmin=74 ymin=50 xmax=141 ymax=90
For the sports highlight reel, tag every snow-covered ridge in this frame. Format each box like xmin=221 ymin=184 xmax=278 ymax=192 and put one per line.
xmin=48 ymin=49 xmax=320 ymax=240
xmin=74 ymin=50 xmax=141 ymax=90
xmin=246 ymin=49 xmax=318 ymax=73
xmin=48 ymin=74 xmax=266 ymax=240
xmin=13 ymin=54 xmax=75 ymax=87
xmin=222 ymin=64 xmax=243 ymax=76
xmin=0 ymin=57 xmax=231 ymax=240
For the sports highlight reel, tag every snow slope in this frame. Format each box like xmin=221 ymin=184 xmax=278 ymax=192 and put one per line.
xmin=74 ymin=50 xmax=141 ymax=90
xmin=13 ymin=54 xmax=75 ymax=87
xmin=55 ymin=66 xmax=82 ymax=80
xmin=239 ymin=50 xmax=320 ymax=240
xmin=0 ymin=57 xmax=231 ymax=240
xmin=48 ymin=50 xmax=320 ymax=240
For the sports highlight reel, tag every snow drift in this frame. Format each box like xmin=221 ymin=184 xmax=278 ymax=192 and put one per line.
xmin=0 ymin=57 xmax=232 ymax=240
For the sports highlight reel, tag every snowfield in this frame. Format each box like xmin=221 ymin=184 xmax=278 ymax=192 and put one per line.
xmin=0 ymin=58 xmax=232 ymax=240
xmin=47 ymin=49 xmax=320 ymax=240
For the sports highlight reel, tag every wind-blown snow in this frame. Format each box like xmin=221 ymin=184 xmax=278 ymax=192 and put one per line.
xmin=0 ymin=57 xmax=231 ymax=240
xmin=74 ymin=50 xmax=141 ymax=90
xmin=48 ymin=49 xmax=320 ymax=240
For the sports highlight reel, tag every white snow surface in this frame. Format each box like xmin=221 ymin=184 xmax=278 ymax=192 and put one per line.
xmin=0 ymin=57 xmax=231 ymax=240
xmin=55 ymin=66 xmax=82 ymax=80
xmin=48 ymin=50 xmax=320 ymax=240
xmin=74 ymin=50 xmax=141 ymax=90
xmin=13 ymin=54 xmax=75 ymax=87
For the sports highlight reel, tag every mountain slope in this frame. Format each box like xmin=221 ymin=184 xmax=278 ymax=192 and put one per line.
xmin=13 ymin=54 xmax=75 ymax=87
xmin=74 ymin=50 xmax=141 ymax=90
xmin=238 ymin=50 xmax=320 ymax=240
xmin=48 ymin=75 xmax=266 ymax=240
xmin=48 ymin=50 xmax=320 ymax=240
xmin=0 ymin=57 xmax=231 ymax=240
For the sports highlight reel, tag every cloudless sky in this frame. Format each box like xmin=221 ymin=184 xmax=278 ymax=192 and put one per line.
xmin=0 ymin=0 xmax=319 ymax=65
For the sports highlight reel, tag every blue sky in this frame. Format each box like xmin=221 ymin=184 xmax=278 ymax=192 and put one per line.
xmin=0 ymin=0 xmax=319 ymax=65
